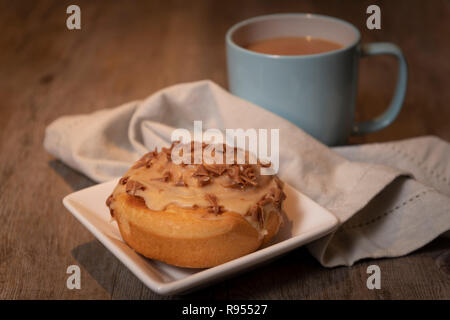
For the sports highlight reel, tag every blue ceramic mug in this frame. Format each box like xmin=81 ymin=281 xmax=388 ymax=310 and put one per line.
xmin=226 ymin=14 xmax=408 ymax=145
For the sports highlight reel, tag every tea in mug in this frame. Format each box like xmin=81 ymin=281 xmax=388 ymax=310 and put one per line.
xmin=244 ymin=36 xmax=343 ymax=55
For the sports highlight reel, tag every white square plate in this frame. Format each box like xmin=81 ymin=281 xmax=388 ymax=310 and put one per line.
xmin=63 ymin=179 xmax=338 ymax=295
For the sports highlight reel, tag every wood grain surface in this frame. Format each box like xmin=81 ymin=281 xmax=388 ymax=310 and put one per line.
xmin=0 ymin=0 xmax=449 ymax=299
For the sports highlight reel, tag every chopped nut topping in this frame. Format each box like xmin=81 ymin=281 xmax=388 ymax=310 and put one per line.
xmin=161 ymin=145 xmax=174 ymax=162
xmin=106 ymin=194 xmax=115 ymax=218
xmin=226 ymin=165 xmax=240 ymax=183
xmin=161 ymin=147 xmax=171 ymax=154
xmin=132 ymin=149 xmax=157 ymax=169
xmin=246 ymin=204 xmax=264 ymax=228
xmin=131 ymin=161 xmax=146 ymax=169
xmin=117 ymin=141 xmax=286 ymax=227
xmin=192 ymin=165 xmax=212 ymax=186
xmin=245 ymin=186 xmax=286 ymax=227
xmin=145 ymin=159 xmax=153 ymax=168
xmin=240 ymin=175 xmax=258 ymax=186
xmin=197 ymin=175 xmax=211 ymax=186
xmin=258 ymin=187 xmax=286 ymax=208
xmin=192 ymin=165 xmax=209 ymax=177
xmin=205 ymin=193 xmax=224 ymax=214
xmin=223 ymin=164 xmax=258 ymax=189
xmin=106 ymin=194 xmax=114 ymax=207
xmin=126 ymin=180 xmax=146 ymax=195
xmin=203 ymin=163 xmax=227 ymax=176
xmin=152 ymin=171 xmax=171 ymax=182
xmin=258 ymin=160 xmax=272 ymax=168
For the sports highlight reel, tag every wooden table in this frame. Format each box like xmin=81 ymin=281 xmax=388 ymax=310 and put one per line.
xmin=0 ymin=0 xmax=449 ymax=299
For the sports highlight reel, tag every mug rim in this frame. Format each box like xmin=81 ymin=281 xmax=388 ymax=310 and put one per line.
xmin=226 ymin=13 xmax=361 ymax=59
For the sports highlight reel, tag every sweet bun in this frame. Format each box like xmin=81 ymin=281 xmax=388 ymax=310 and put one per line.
xmin=106 ymin=142 xmax=286 ymax=268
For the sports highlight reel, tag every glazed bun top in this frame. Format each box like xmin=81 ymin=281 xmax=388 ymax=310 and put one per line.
xmin=107 ymin=142 xmax=285 ymax=235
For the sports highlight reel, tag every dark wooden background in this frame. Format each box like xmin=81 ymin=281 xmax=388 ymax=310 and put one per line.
xmin=0 ymin=0 xmax=449 ymax=299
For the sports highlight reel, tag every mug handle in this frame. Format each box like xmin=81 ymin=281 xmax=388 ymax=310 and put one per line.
xmin=352 ymin=43 xmax=408 ymax=135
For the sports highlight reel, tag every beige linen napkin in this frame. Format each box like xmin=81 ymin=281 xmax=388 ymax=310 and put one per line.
xmin=44 ymin=80 xmax=450 ymax=267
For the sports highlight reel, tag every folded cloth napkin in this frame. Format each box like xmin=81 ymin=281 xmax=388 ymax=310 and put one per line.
xmin=44 ymin=80 xmax=450 ymax=267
